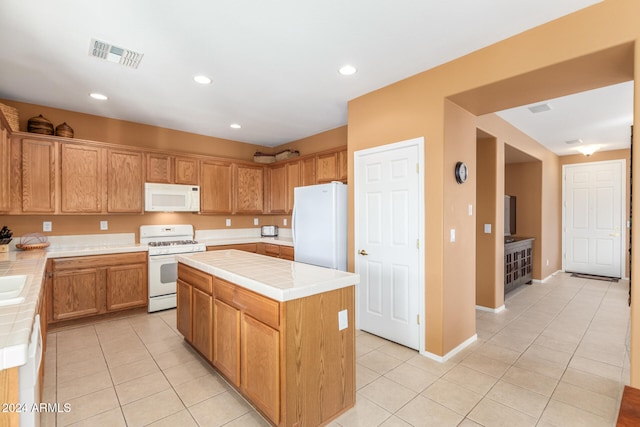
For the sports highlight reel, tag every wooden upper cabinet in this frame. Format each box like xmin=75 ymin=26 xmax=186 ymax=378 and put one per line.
xmin=338 ymin=149 xmax=348 ymax=182
xmin=107 ymin=149 xmax=143 ymax=213
xmin=316 ymin=148 xmax=347 ymax=184
xmin=60 ymin=144 xmax=104 ymax=213
xmin=201 ymin=160 xmax=233 ymax=213
xmin=22 ymin=139 xmax=56 ymax=212
xmin=175 ymin=156 xmax=199 ymax=185
xmin=235 ymin=164 xmax=264 ymax=214
xmin=145 ymin=152 xmax=172 ymax=183
xmin=301 ymin=156 xmax=316 ymax=186
xmin=0 ymin=125 xmax=10 ymax=212
xmin=285 ymin=161 xmax=300 ymax=213
xmin=268 ymin=163 xmax=287 ymax=214
xmin=146 ymin=153 xmax=199 ymax=185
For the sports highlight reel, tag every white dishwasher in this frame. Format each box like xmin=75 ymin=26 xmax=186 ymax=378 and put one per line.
xmin=19 ymin=314 xmax=42 ymax=427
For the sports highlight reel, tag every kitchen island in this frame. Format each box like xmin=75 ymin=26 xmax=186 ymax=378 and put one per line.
xmin=176 ymin=250 xmax=360 ymax=427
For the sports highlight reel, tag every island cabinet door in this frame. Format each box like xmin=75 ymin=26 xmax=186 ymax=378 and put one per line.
xmin=212 ymin=299 xmax=241 ymax=387
xmin=241 ymin=313 xmax=280 ymax=425
xmin=192 ymin=287 xmax=213 ymax=361
xmin=176 ymin=279 xmax=192 ymax=342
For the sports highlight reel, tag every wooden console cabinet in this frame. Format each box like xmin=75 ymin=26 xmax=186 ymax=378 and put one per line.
xmin=504 ymin=238 xmax=534 ymax=293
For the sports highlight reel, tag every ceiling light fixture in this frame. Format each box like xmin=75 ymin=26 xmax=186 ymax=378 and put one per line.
xmin=230 ymin=123 xmax=241 ymax=129
xmin=338 ymin=65 xmax=357 ymax=76
xmin=89 ymin=93 xmax=108 ymax=100
xmin=193 ymin=75 xmax=212 ymax=85
xmin=577 ymin=145 xmax=598 ymax=156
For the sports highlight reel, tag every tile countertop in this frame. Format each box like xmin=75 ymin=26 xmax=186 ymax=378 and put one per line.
xmin=177 ymin=250 xmax=359 ymax=302
xmin=0 ymin=239 xmax=147 ymax=371
xmin=200 ymin=236 xmax=293 ymax=247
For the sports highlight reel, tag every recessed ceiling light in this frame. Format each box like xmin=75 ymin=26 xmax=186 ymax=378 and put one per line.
xmin=193 ymin=75 xmax=212 ymax=85
xmin=230 ymin=123 xmax=241 ymax=129
xmin=338 ymin=65 xmax=357 ymax=76
xmin=89 ymin=93 xmax=108 ymax=100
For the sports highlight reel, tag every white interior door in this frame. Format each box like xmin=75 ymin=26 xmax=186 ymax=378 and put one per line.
xmin=563 ymin=160 xmax=625 ymax=278
xmin=355 ymin=138 xmax=423 ymax=350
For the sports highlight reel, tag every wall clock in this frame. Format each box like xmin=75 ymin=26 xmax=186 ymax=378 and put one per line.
xmin=455 ymin=161 xmax=468 ymax=184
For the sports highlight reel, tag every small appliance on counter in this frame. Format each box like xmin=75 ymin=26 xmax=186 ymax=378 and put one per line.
xmin=0 ymin=226 xmax=12 ymax=252
xmin=261 ymin=225 xmax=279 ymax=237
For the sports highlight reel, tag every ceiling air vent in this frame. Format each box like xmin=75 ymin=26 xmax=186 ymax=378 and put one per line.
xmin=89 ymin=38 xmax=143 ymax=69
xmin=528 ymin=103 xmax=552 ymax=114
xmin=565 ymin=139 xmax=583 ymax=145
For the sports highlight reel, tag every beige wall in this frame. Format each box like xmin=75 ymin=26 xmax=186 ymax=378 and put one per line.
xmin=476 ymin=137 xmax=500 ymax=309
xmin=0 ymin=102 xmax=347 ymax=238
xmin=348 ymin=0 xmax=639 ymax=360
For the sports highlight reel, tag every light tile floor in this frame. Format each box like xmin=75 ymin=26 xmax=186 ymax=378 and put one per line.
xmin=41 ymin=272 xmax=630 ymax=426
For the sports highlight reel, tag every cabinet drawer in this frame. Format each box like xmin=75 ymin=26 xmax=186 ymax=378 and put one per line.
xmin=52 ymin=252 xmax=147 ymax=271
xmin=263 ymin=243 xmax=280 ymax=257
xmin=213 ymin=277 xmax=279 ymax=329
xmin=279 ymin=246 xmax=294 ymax=260
xmin=178 ymin=263 xmax=213 ymax=295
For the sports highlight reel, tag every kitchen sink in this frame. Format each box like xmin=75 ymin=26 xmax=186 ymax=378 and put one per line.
xmin=0 ymin=275 xmax=28 ymax=306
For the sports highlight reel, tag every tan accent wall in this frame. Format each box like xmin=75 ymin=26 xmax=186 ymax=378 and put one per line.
xmin=274 ymin=126 xmax=347 ymax=154
xmin=476 ymin=137 xmax=500 ymax=309
xmin=348 ymin=0 xmax=639 ymax=359
xmin=560 ymin=148 xmax=631 ymax=277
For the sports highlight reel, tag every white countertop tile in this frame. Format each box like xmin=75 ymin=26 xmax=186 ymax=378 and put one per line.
xmin=177 ymin=250 xmax=359 ymax=302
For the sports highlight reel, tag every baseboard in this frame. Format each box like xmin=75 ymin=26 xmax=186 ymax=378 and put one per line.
xmin=476 ymin=305 xmax=505 ymax=313
xmin=421 ymin=334 xmax=477 ymax=363
xmin=534 ymin=270 xmax=563 ymax=283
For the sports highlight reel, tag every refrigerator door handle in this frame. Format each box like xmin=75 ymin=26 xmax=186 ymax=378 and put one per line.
xmin=292 ymin=200 xmax=297 ymax=247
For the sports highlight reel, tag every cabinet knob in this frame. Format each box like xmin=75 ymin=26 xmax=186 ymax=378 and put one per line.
xmin=358 ymin=250 xmax=368 ymax=256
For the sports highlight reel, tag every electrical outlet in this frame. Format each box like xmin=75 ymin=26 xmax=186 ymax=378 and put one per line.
xmin=100 ymin=221 xmax=108 ymax=230
xmin=43 ymin=221 xmax=52 ymax=232
xmin=253 ymin=218 xmax=259 ymax=226
xmin=283 ymin=218 xmax=287 ymax=226
xmin=225 ymin=218 xmax=231 ymax=227
xmin=484 ymin=224 xmax=491 ymax=234
xmin=338 ymin=309 xmax=348 ymax=331
xmin=450 ymin=228 xmax=455 ymax=242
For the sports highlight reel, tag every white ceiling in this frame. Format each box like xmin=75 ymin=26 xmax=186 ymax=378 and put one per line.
xmin=1 ymin=0 xmax=625 ymax=153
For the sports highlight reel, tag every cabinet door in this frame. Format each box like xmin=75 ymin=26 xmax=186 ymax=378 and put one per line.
xmin=106 ymin=263 xmax=147 ymax=311
xmin=338 ymin=149 xmax=348 ymax=182
xmin=52 ymin=268 xmax=103 ymax=321
xmin=286 ymin=161 xmax=300 ymax=213
xmin=192 ymin=287 xmax=213 ymax=361
xmin=60 ymin=144 xmax=104 ymax=213
xmin=316 ymin=152 xmax=338 ymax=183
xmin=241 ymin=314 xmax=280 ymax=424
xmin=175 ymin=157 xmax=199 ymax=185
xmin=107 ymin=149 xmax=143 ymax=213
xmin=268 ymin=163 xmax=287 ymax=214
xmin=177 ymin=279 xmax=192 ymax=342
xmin=279 ymin=246 xmax=294 ymax=261
xmin=0 ymin=126 xmax=9 ymax=212
xmin=146 ymin=153 xmax=172 ymax=183
xmin=201 ymin=160 xmax=233 ymax=213
xmin=301 ymin=156 xmax=316 ymax=186
xmin=235 ymin=164 xmax=264 ymax=213
xmin=213 ymin=299 xmax=241 ymax=387
xmin=22 ymin=139 xmax=56 ymax=212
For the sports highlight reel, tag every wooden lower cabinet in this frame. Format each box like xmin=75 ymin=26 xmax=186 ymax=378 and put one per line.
xmin=49 ymin=253 xmax=147 ymax=323
xmin=213 ymin=299 xmax=241 ymax=386
xmin=177 ymin=264 xmax=355 ymax=427
xmin=241 ymin=313 xmax=280 ymax=424
xmin=176 ymin=279 xmax=192 ymax=341
xmin=207 ymin=243 xmax=258 ymax=253
xmin=192 ymin=287 xmax=213 ymax=360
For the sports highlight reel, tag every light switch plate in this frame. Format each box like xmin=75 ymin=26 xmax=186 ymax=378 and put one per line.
xmin=338 ymin=309 xmax=348 ymax=331
xmin=468 ymin=204 xmax=473 ymax=216
xmin=225 ymin=219 xmax=231 ymax=227
xmin=484 ymin=224 xmax=491 ymax=234
xmin=253 ymin=218 xmax=259 ymax=226
xmin=100 ymin=221 xmax=108 ymax=231
xmin=283 ymin=218 xmax=288 ymax=226
xmin=43 ymin=221 xmax=52 ymax=232
xmin=450 ymin=228 xmax=455 ymax=242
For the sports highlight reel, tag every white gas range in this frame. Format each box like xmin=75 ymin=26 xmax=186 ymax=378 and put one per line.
xmin=140 ymin=225 xmax=206 ymax=312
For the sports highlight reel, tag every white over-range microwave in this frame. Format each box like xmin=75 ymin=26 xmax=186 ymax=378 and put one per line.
xmin=144 ymin=183 xmax=200 ymax=212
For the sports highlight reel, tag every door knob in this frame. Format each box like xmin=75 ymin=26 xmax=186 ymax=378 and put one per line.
xmin=359 ymin=250 xmax=368 ymax=256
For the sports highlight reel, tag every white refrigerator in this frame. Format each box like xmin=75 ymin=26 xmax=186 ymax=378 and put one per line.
xmin=292 ymin=182 xmax=348 ymax=271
